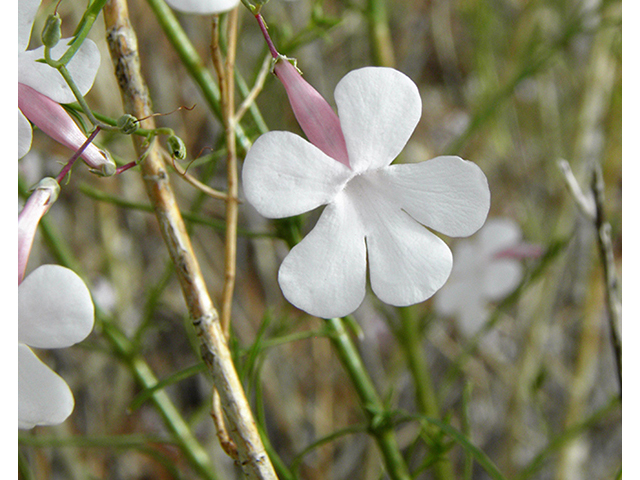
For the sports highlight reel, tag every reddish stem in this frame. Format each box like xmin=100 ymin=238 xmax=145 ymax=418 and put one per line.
xmin=55 ymin=127 xmax=101 ymax=183
xmin=255 ymin=14 xmax=279 ymax=59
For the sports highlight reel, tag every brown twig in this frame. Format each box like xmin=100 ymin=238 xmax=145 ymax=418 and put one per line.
xmin=211 ymin=9 xmax=240 ymax=338
xmin=558 ymin=159 xmax=622 ymax=395
xmin=103 ymin=1 xmax=277 ymax=478
xmin=235 ymin=52 xmax=271 ymax=124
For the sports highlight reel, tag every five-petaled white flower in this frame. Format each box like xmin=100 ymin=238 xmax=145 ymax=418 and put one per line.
xmin=18 ymin=178 xmax=95 ymax=429
xmin=164 ymin=0 xmax=240 ymax=15
xmin=434 ymin=217 xmax=542 ymax=337
xmin=18 ymin=0 xmax=114 ymax=175
xmin=243 ymin=64 xmax=491 ymax=319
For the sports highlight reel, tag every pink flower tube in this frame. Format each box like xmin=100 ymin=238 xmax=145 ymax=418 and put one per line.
xmin=18 ymin=83 xmax=115 ymax=176
xmin=18 ymin=177 xmax=60 ymax=284
xmin=273 ymin=59 xmax=351 ymax=168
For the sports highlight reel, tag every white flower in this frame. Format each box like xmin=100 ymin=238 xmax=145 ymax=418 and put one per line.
xmin=18 ymin=0 xmax=113 ymax=174
xmin=165 ymin=0 xmax=240 ymax=15
xmin=18 ymin=177 xmax=95 ymax=429
xmin=242 ymin=66 xmax=491 ymax=318
xmin=434 ymin=217 xmax=540 ymax=336
xmin=19 ymin=265 xmax=95 ymax=429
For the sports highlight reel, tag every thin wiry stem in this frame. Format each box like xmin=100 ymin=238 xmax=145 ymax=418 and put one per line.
xmin=211 ymin=8 xmax=240 ymax=339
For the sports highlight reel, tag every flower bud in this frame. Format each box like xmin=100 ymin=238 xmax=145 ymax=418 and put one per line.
xmin=88 ymin=150 xmax=117 ymax=177
xmin=41 ymin=13 xmax=62 ymax=49
xmin=116 ymin=114 xmax=139 ymax=135
xmin=18 ymin=178 xmax=60 ymax=284
xmin=19 ymin=83 xmax=116 ymax=175
xmin=167 ymin=135 xmax=187 ymax=160
xmin=273 ymin=56 xmax=350 ymax=168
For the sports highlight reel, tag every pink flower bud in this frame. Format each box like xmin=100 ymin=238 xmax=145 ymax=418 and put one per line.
xmin=18 ymin=83 xmax=114 ymax=175
xmin=273 ymin=58 xmax=351 ymax=168
xmin=18 ymin=178 xmax=60 ymax=284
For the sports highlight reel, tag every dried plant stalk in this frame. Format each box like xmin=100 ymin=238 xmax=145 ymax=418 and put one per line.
xmin=102 ymin=1 xmax=277 ymax=478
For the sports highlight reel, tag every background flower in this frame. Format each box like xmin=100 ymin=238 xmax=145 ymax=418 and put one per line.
xmin=19 ymin=265 xmax=95 ymax=429
xmin=434 ymin=217 xmax=539 ymax=337
xmin=243 ymin=67 xmax=490 ymax=318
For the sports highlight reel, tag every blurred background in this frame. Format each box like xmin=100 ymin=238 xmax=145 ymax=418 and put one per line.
xmin=19 ymin=0 xmax=621 ymax=478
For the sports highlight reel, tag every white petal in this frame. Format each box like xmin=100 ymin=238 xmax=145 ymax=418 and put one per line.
xmin=478 ymin=217 xmax=521 ymax=257
xmin=346 ymin=174 xmax=453 ymax=306
xmin=278 ymin=193 xmax=367 ymax=318
xmin=18 ymin=344 xmax=74 ymax=429
xmin=18 ymin=109 xmax=33 ymax=159
xmin=334 ymin=67 xmax=422 ymax=172
xmin=381 ymin=156 xmax=490 ymax=237
xmin=19 ymin=38 xmax=100 ymax=103
xmin=165 ymin=0 xmax=240 ymax=14
xmin=367 ymin=212 xmax=453 ymax=306
xmin=455 ymin=296 xmax=489 ymax=337
xmin=483 ymin=259 xmax=522 ymax=300
xmin=242 ymin=131 xmax=352 ymax=219
xmin=434 ymin=275 xmax=488 ymax=337
xmin=19 ymin=265 xmax=94 ymax=349
xmin=433 ymin=277 xmax=467 ymax=317
xmin=18 ymin=0 xmax=40 ymax=52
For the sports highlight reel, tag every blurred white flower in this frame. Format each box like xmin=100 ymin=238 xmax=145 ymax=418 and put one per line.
xmin=165 ymin=0 xmax=240 ymax=15
xmin=18 ymin=0 xmax=113 ymax=175
xmin=243 ymin=66 xmax=490 ymax=318
xmin=434 ymin=217 xmax=542 ymax=337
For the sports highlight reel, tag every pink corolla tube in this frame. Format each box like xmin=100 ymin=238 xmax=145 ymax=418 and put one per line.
xmin=18 ymin=83 xmax=114 ymax=176
xmin=18 ymin=178 xmax=59 ymax=284
xmin=273 ymin=59 xmax=351 ymax=169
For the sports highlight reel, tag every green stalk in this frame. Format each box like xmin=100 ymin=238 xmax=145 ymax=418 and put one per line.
xmin=324 ymin=317 xmax=411 ymax=480
xmin=366 ymin=0 xmax=395 ymax=67
xmin=280 ymin=211 xmax=410 ymax=479
xmin=397 ymin=307 xmax=455 ymax=480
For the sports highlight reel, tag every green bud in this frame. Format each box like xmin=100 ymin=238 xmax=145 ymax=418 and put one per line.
xmin=41 ymin=13 xmax=62 ymax=49
xmin=88 ymin=150 xmax=117 ymax=177
xmin=167 ymin=135 xmax=187 ymax=160
xmin=34 ymin=177 xmax=61 ymax=204
xmin=116 ymin=114 xmax=139 ymax=135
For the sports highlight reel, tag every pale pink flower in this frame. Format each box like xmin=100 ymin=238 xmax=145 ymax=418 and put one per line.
xmin=18 ymin=178 xmax=95 ymax=429
xmin=243 ymin=65 xmax=491 ymax=318
xmin=18 ymin=0 xmax=114 ymax=175
xmin=164 ymin=0 xmax=240 ymax=14
xmin=434 ymin=217 xmax=542 ymax=337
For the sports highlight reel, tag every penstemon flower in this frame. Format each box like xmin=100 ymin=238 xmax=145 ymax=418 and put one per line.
xmin=164 ymin=0 xmax=241 ymax=14
xmin=434 ymin=217 xmax=542 ymax=337
xmin=18 ymin=178 xmax=95 ymax=429
xmin=243 ymin=62 xmax=491 ymax=318
xmin=18 ymin=0 xmax=114 ymax=175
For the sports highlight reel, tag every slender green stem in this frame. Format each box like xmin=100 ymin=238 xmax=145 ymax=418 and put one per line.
xmin=324 ymin=317 xmax=411 ymax=480
xmin=366 ymin=0 xmax=395 ymax=67
xmin=58 ymin=0 xmax=109 ymax=66
xmin=397 ymin=307 xmax=455 ymax=480
xmin=41 ymin=0 xmax=114 ymax=129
